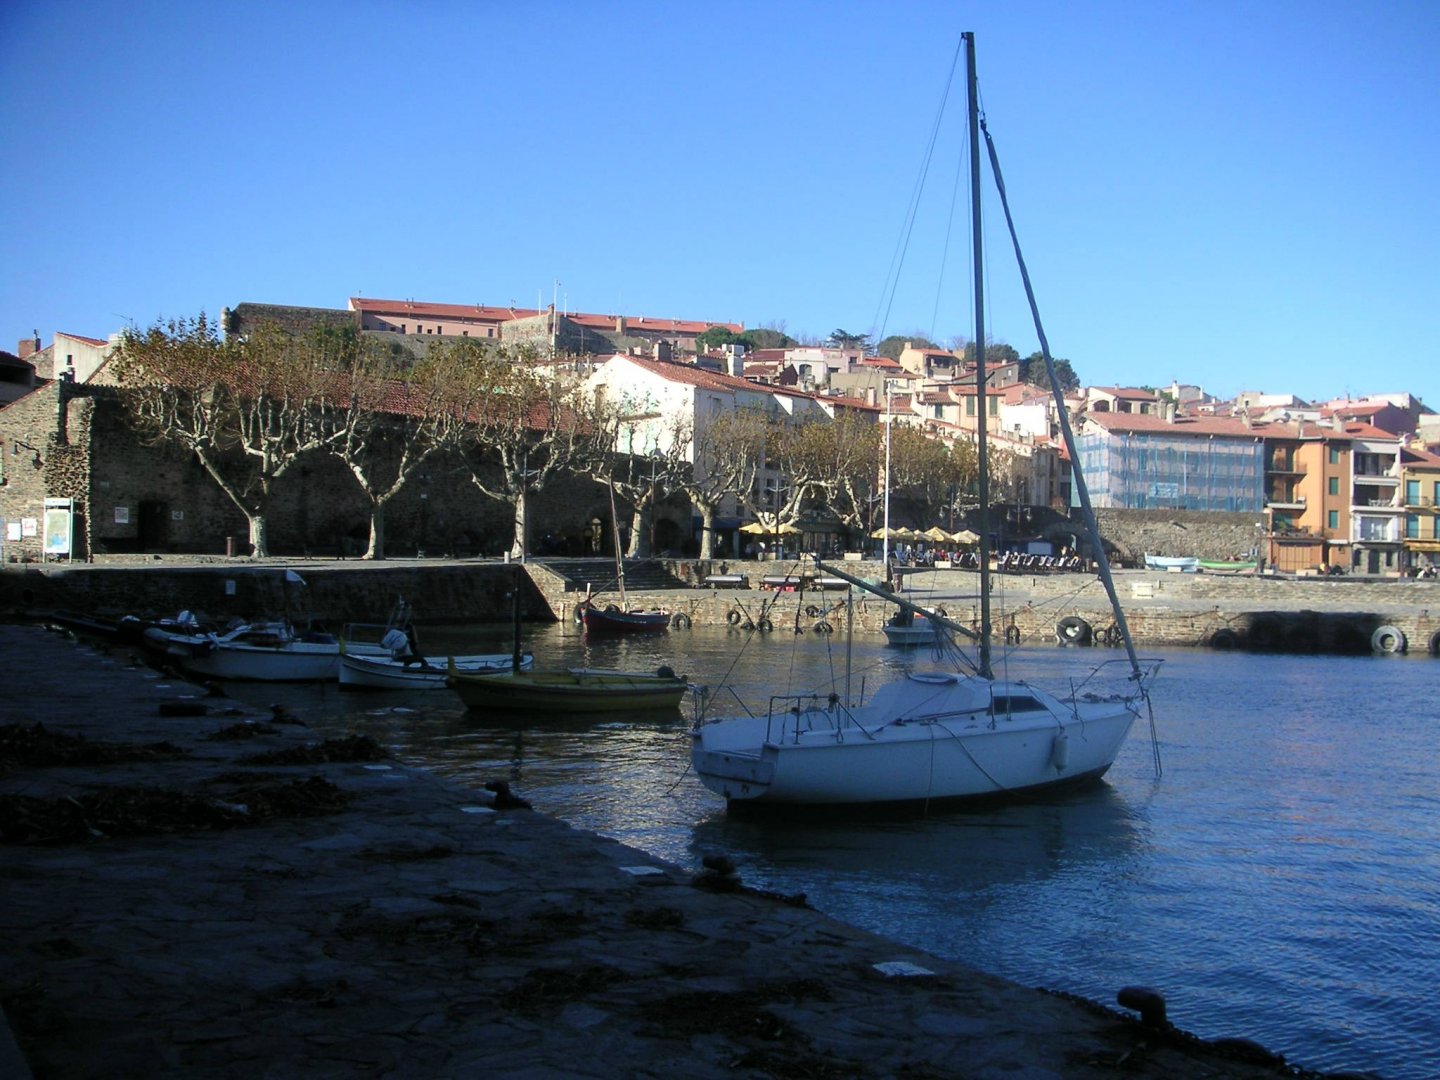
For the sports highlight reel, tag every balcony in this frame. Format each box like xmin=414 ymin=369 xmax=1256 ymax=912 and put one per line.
xmin=1265 ymin=495 xmax=1306 ymax=510
xmin=1403 ymin=494 xmax=1435 ymax=509
xmin=1265 ymin=460 xmax=1304 ymax=475
xmin=1353 ymin=500 xmax=1402 ymax=513
xmin=1353 ymin=472 xmax=1398 ymax=485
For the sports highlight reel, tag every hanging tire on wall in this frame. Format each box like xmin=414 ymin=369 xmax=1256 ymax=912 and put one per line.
xmin=804 ymin=604 xmax=820 ymax=618
xmin=726 ymin=608 xmax=742 ymax=626
xmin=1208 ymin=628 xmax=1240 ymax=650
xmin=813 ymin=620 xmax=834 ymax=634
xmin=1004 ymin=624 xmax=1021 ymax=645
xmin=1056 ymin=615 xmax=1093 ymax=646
xmin=671 ymin=612 xmax=692 ymax=629
xmin=1428 ymin=629 xmax=1440 ymax=657
xmin=1371 ymin=624 xmax=1407 ymax=654
xmin=756 ymin=618 xmax=774 ymax=633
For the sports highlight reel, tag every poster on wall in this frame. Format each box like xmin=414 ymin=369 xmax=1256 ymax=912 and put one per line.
xmin=21 ymin=517 xmax=37 ymax=537
xmin=114 ymin=506 xmax=130 ymax=524
xmin=5 ymin=522 xmax=19 ymax=542
xmin=43 ymin=498 xmax=73 ymax=558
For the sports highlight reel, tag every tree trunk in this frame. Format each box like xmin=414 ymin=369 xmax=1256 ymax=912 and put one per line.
xmin=364 ymin=502 xmax=386 ymax=561
xmin=697 ymin=502 xmax=719 ymax=559
xmin=627 ymin=503 xmax=648 ymax=558
xmin=509 ymin=488 xmax=528 ymax=560
xmin=248 ymin=513 xmax=268 ymax=558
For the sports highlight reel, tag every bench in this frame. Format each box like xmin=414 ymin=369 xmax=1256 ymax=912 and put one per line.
xmin=760 ymin=574 xmax=806 ymax=592
xmin=703 ymin=574 xmax=749 ymax=589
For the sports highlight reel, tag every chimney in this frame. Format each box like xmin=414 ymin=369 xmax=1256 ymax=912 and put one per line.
xmin=725 ymin=343 xmax=745 ymax=378
xmin=18 ymin=331 xmax=40 ymax=359
xmin=615 ymin=316 xmax=626 ymax=334
xmin=1164 ymin=399 xmax=1177 ymax=423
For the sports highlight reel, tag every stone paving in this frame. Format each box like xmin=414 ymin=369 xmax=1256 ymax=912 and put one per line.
xmin=0 ymin=623 xmax=1352 ymax=1079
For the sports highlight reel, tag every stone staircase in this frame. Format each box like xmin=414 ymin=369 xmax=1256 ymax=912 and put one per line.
xmin=532 ymin=557 xmax=689 ymax=597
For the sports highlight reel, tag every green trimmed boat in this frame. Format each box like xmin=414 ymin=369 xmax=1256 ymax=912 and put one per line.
xmin=445 ymin=660 xmax=688 ymax=714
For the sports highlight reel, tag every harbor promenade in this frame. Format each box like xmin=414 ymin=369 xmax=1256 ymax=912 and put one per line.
xmin=0 ymin=622 xmax=1353 ymax=1079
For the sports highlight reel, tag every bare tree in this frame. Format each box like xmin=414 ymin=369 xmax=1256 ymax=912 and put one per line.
xmin=682 ymin=407 xmax=770 ymax=558
xmin=602 ymin=412 xmax=694 ymax=558
xmin=453 ymin=353 xmax=609 ymax=560
xmin=109 ymin=315 xmax=342 ymax=557
xmin=316 ymin=336 xmax=476 ymax=559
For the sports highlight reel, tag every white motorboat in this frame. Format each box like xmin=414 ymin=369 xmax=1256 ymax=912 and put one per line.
xmin=881 ymin=607 xmax=948 ymax=647
xmin=691 ymin=33 xmax=1160 ymax=811
xmin=142 ymin=618 xmax=396 ymax=683
xmin=339 ymin=649 xmax=535 ymax=691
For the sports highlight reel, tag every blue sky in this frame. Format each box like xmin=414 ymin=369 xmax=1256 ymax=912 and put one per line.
xmin=3 ymin=1 xmax=1436 ymax=410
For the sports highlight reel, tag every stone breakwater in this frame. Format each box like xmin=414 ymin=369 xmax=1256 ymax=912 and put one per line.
xmin=0 ymin=624 xmax=1355 ymax=1079
xmin=5 ymin=556 xmax=1439 ymax=654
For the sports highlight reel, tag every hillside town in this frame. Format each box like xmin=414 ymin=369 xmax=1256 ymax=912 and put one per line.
xmin=2 ymin=293 xmax=1438 ymax=578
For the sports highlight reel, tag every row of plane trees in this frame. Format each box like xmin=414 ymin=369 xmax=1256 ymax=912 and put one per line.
xmin=108 ymin=316 xmax=1016 ymax=560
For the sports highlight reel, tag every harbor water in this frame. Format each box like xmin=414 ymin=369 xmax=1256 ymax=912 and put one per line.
xmin=230 ymin=624 xmax=1439 ymax=1079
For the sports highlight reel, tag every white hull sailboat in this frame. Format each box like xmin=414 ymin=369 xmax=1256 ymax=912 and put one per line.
xmin=692 ymin=32 xmax=1159 ymax=812
xmin=692 ymin=671 xmax=1138 ymax=807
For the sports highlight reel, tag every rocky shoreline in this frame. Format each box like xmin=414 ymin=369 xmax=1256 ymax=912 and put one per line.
xmin=0 ymin=622 xmax=1379 ymax=1078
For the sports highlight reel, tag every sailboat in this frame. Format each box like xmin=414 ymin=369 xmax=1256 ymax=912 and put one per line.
xmin=576 ymin=479 xmax=671 ymax=634
xmin=690 ymin=32 xmax=1160 ymax=811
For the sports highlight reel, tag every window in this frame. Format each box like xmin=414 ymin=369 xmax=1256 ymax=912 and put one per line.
xmin=1406 ymin=514 xmax=1420 ymax=539
xmin=966 ymin=398 xmax=975 ymax=417
xmin=462 ymin=330 xmax=469 ymax=337
xmin=1327 ymin=509 xmax=1339 ymax=529
xmin=988 ymin=397 xmax=998 ymax=416
xmin=400 ymin=323 xmax=406 ymax=333
xmin=1406 ymin=479 xmax=1420 ymax=504
xmin=1329 ymin=447 xmax=1340 ymax=465
xmin=1328 ymin=476 xmax=1339 ymax=496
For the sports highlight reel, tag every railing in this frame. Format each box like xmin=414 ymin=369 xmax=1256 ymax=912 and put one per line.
xmin=1266 ymin=496 xmax=1306 ymax=509
xmin=1354 ymin=472 xmax=1399 ymax=483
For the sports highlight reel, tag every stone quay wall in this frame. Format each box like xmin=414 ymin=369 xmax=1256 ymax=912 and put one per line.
xmin=5 ymin=556 xmax=1439 ymax=655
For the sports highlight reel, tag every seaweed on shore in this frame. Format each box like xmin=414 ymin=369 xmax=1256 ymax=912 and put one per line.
xmin=238 ymin=734 xmax=388 ymax=765
xmin=0 ymin=723 xmax=188 ymax=769
xmin=0 ymin=776 xmax=351 ymax=844
xmin=203 ymin=721 xmax=279 ymax=741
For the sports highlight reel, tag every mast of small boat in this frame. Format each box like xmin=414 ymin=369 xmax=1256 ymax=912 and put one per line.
xmin=966 ymin=31 xmax=994 ymax=680
xmin=510 ymin=565 xmax=523 ymax=674
xmin=606 ymin=476 xmax=627 ymax=609
xmin=969 ymin=30 xmax=1145 ymax=682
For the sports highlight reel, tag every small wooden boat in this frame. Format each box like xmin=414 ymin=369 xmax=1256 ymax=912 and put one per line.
xmin=446 ymin=660 xmax=689 ymax=713
xmin=1144 ymin=554 xmax=1199 ymax=573
xmin=577 ymin=601 xmax=671 ymax=634
xmin=339 ymin=650 xmax=534 ymax=691
xmin=881 ymin=607 xmax=948 ymax=647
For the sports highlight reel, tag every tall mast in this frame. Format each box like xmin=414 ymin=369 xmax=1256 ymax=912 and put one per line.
xmin=966 ymin=31 xmax=992 ymax=679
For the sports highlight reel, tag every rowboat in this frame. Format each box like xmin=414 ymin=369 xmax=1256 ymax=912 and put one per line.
xmin=577 ymin=601 xmax=671 ymax=634
xmin=446 ymin=661 xmax=689 ymax=713
xmin=338 ymin=650 xmax=534 ymax=691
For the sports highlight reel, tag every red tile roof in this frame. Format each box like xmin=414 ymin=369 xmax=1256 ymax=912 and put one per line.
xmin=348 ymin=298 xmax=742 ymax=336
xmin=350 ymin=298 xmax=532 ymax=322
xmin=57 ymin=332 xmax=109 ymax=348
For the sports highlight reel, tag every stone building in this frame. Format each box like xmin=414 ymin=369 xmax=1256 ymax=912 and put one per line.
xmin=0 ymin=377 xmax=632 ymax=564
